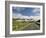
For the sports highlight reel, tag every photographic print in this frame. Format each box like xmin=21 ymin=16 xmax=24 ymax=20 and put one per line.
xmin=5 ymin=1 xmax=45 ymax=37
xmin=12 ymin=7 xmax=40 ymax=31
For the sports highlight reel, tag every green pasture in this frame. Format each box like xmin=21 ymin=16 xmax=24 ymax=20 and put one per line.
xmin=12 ymin=19 xmax=40 ymax=31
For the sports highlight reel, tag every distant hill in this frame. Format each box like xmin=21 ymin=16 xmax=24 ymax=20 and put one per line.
xmin=13 ymin=16 xmax=40 ymax=21
xmin=37 ymin=20 xmax=40 ymax=22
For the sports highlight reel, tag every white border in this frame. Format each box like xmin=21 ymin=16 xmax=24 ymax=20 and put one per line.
xmin=10 ymin=4 xmax=43 ymax=34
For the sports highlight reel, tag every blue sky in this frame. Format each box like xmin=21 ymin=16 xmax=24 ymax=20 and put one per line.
xmin=12 ymin=7 xmax=40 ymax=17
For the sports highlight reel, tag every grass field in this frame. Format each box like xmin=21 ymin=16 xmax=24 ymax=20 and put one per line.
xmin=12 ymin=19 xmax=40 ymax=31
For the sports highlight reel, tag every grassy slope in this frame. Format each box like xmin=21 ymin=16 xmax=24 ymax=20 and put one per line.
xmin=12 ymin=19 xmax=40 ymax=31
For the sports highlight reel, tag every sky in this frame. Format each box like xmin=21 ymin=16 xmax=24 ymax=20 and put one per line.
xmin=12 ymin=7 xmax=40 ymax=18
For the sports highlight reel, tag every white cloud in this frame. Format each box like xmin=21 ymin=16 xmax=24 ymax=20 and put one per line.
xmin=32 ymin=8 xmax=40 ymax=16
xmin=12 ymin=13 xmax=23 ymax=18
xmin=32 ymin=16 xmax=40 ymax=21
xmin=16 ymin=7 xmax=25 ymax=12
xmin=13 ymin=13 xmax=40 ymax=21
xmin=33 ymin=8 xmax=40 ymax=13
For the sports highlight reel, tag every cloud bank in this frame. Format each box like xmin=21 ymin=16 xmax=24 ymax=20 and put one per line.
xmin=12 ymin=7 xmax=40 ymax=21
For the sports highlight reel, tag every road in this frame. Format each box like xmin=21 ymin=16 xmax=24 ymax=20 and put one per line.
xmin=17 ymin=22 xmax=40 ymax=30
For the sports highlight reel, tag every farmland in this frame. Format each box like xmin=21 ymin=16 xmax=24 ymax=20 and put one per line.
xmin=12 ymin=19 xmax=40 ymax=31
